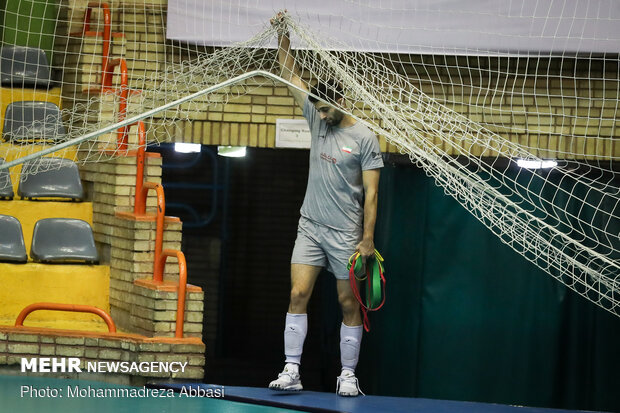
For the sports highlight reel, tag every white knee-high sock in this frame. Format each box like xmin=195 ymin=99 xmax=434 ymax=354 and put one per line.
xmin=284 ymin=312 xmax=308 ymax=365
xmin=340 ymin=322 xmax=363 ymax=372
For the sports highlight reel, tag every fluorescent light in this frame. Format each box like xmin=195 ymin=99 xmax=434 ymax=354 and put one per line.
xmin=516 ymin=158 xmax=557 ymax=169
xmin=218 ymin=146 xmax=246 ymax=157
xmin=174 ymin=142 xmax=201 ymax=153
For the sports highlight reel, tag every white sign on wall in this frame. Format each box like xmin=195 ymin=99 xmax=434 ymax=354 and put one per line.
xmin=275 ymin=119 xmax=311 ymax=149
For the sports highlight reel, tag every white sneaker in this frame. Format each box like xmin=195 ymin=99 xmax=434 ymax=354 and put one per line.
xmin=336 ymin=369 xmax=364 ymax=397
xmin=269 ymin=364 xmax=303 ymax=391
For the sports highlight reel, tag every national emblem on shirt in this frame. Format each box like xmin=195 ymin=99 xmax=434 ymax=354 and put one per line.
xmin=320 ymin=152 xmax=337 ymax=164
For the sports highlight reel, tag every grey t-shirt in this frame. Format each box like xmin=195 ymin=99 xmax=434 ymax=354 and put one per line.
xmin=300 ymin=97 xmax=384 ymax=232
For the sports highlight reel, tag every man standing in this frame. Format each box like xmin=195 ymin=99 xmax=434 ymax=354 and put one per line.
xmin=268 ymin=12 xmax=383 ymax=397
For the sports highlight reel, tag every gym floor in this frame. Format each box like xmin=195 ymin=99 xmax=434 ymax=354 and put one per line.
xmin=2 ymin=375 xmax=601 ymax=413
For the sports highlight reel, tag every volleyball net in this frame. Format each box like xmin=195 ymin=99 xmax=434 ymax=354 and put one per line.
xmin=0 ymin=1 xmax=618 ymax=315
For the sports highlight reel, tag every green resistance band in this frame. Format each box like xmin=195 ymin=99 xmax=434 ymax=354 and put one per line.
xmin=347 ymin=249 xmax=385 ymax=310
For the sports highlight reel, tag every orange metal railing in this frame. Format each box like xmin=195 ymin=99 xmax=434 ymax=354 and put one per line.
xmin=81 ymin=3 xmax=130 ymax=151
xmin=132 ymin=120 xmax=164 ymax=283
xmin=140 ymin=181 xmax=166 ymax=281
xmin=102 ymin=57 xmax=130 ymax=150
xmin=132 ymin=120 xmax=164 ymax=280
xmin=134 ymin=120 xmax=147 ymax=210
xmin=78 ymin=6 xmax=190 ymax=335
xmin=130 ymin=121 xmax=189 ymax=337
xmin=82 ymin=2 xmax=111 ymax=88
xmin=158 ymin=249 xmax=189 ymax=338
xmin=15 ymin=303 xmax=117 ymax=333
xmin=71 ymin=6 xmax=191 ymax=338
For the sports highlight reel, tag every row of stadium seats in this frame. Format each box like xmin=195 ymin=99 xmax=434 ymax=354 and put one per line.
xmin=0 ymin=157 xmax=84 ymax=200
xmin=3 ymin=101 xmax=65 ymax=143
xmin=1 ymin=46 xmax=53 ymax=88
xmin=1 ymin=46 xmax=65 ymax=143
xmin=1 ymin=47 xmax=104 ymax=332
xmin=0 ymin=215 xmax=98 ymax=264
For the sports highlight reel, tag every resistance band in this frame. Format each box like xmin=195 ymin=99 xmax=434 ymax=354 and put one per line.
xmin=347 ymin=249 xmax=386 ymax=332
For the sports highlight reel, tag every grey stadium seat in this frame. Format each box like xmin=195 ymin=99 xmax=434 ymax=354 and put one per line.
xmin=0 ymin=158 xmax=14 ymax=199
xmin=0 ymin=215 xmax=28 ymax=263
xmin=18 ymin=157 xmax=84 ymax=200
xmin=0 ymin=46 xmax=52 ymax=88
xmin=2 ymin=101 xmax=66 ymax=143
xmin=30 ymin=218 xmax=98 ymax=264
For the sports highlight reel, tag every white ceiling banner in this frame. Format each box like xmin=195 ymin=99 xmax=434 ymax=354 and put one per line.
xmin=166 ymin=0 xmax=620 ymax=55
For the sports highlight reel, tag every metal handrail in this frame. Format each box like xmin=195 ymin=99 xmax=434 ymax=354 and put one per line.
xmin=1 ymin=71 xmax=307 ymax=170
xmin=134 ymin=121 xmax=147 ymax=211
xmin=131 ymin=128 xmax=189 ymax=337
xmin=137 ymin=182 xmax=165 ymax=282
xmin=15 ymin=302 xmax=117 ymax=333
xmin=82 ymin=2 xmax=111 ymax=87
xmin=102 ymin=58 xmax=130 ymax=150
xmin=82 ymin=3 xmax=130 ymax=151
xmin=157 ymin=249 xmax=189 ymax=338
xmin=131 ymin=120 xmax=163 ymax=281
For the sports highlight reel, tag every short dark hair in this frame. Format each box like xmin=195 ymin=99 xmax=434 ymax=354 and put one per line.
xmin=308 ymin=79 xmax=344 ymax=104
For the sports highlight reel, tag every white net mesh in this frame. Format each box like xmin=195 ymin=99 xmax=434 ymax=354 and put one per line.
xmin=0 ymin=1 xmax=618 ymax=315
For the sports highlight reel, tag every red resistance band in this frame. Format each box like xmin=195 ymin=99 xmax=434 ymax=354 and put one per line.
xmin=348 ymin=252 xmax=386 ymax=332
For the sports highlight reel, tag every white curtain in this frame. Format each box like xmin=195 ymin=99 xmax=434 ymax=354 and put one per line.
xmin=166 ymin=0 xmax=620 ymax=55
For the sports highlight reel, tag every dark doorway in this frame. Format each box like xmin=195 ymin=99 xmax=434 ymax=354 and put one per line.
xmin=154 ymin=144 xmax=341 ymax=391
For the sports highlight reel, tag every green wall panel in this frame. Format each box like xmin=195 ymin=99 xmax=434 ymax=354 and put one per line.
xmin=1 ymin=0 xmax=58 ymax=62
xmin=357 ymin=163 xmax=620 ymax=413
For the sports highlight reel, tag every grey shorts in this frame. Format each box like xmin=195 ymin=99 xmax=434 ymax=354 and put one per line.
xmin=291 ymin=216 xmax=362 ymax=280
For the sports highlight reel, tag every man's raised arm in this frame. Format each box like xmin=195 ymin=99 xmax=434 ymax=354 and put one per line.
xmin=271 ymin=12 xmax=308 ymax=109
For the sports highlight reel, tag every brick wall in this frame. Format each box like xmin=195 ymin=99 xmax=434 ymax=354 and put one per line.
xmin=0 ymin=328 xmax=204 ymax=384
xmin=0 ymin=3 xmax=208 ymax=384
xmin=78 ymin=149 xmax=204 ymax=340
